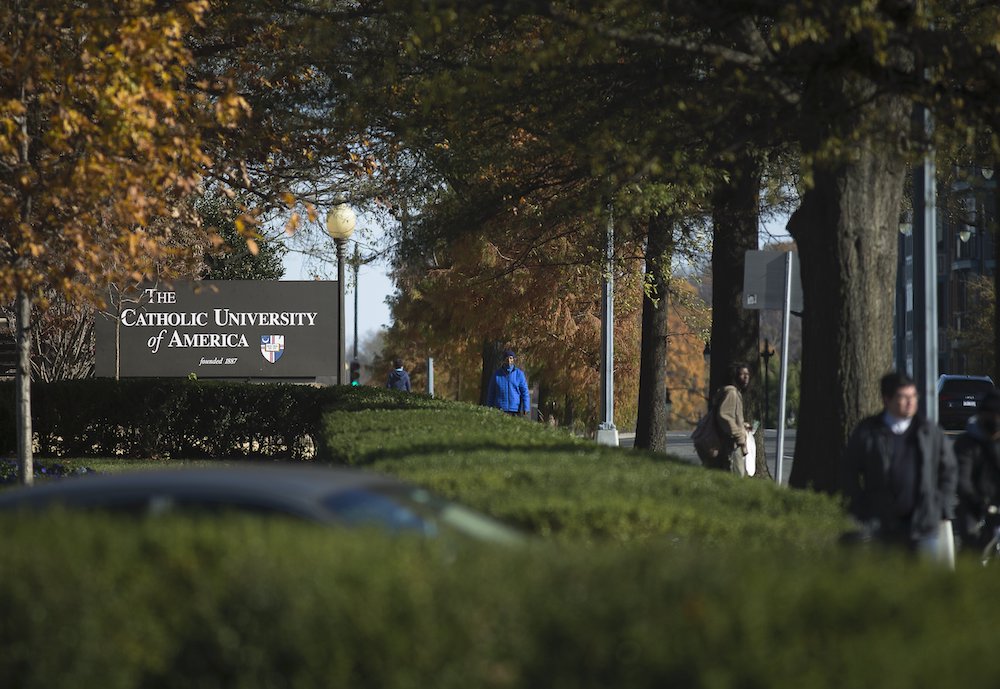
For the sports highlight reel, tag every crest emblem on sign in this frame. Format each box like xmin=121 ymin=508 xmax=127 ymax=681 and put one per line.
xmin=260 ymin=335 xmax=285 ymax=363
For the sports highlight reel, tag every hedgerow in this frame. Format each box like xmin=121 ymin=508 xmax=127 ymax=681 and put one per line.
xmin=317 ymin=406 xmax=850 ymax=548
xmin=0 ymin=512 xmax=995 ymax=689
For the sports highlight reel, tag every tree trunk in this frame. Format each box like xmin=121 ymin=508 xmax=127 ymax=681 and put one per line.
xmin=994 ymin=166 xmax=1000 ymax=385
xmin=537 ymin=378 xmax=552 ymax=424
xmin=479 ymin=339 xmax=504 ymax=405
xmin=563 ymin=394 xmax=575 ymax=428
xmin=634 ymin=214 xmax=674 ymax=451
xmin=787 ymin=95 xmax=909 ymax=492
xmin=15 ymin=290 xmax=33 ymax=486
xmin=710 ymin=151 xmax=766 ymax=475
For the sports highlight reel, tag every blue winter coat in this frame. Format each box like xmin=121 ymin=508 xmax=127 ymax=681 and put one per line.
xmin=486 ymin=366 xmax=529 ymax=413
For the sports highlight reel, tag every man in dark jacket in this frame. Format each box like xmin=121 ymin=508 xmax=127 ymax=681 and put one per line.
xmin=486 ymin=349 xmax=530 ymax=416
xmin=954 ymin=389 xmax=1000 ymax=548
xmin=385 ymin=359 xmax=411 ymax=392
xmin=841 ymin=372 xmax=957 ymax=561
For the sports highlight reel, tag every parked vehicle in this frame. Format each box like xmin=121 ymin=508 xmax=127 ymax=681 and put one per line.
xmin=0 ymin=464 xmax=525 ymax=545
xmin=937 ymin=374 xmax=996 ymax=430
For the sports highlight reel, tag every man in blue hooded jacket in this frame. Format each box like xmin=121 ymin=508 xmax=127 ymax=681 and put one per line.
xmin=486 ymin=349 xmax=530 ymax=416
xmin=385 ymin=359 xmax=411 ymax=392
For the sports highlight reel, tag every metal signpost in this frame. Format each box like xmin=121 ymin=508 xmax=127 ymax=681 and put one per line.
xmin=743 ymin=250 xmax=803 ymax=484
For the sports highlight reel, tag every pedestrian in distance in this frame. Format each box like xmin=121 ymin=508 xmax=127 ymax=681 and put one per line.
xmin=716 ymin=361 xmax=753 ymax=477
xmin=954 ymin=389 xmax=1000 ymax=549
xmin=385 ymin=358 xmax=411 ymax=392
xmin=841 ymin=371 xmax=957 ymax=564
xmin=486 ymin=349 xmax=530 ymax=417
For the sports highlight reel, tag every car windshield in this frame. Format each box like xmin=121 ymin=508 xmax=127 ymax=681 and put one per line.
xmin=323 ymin=485 xmax=526 ymax=545
xmin=322 ymin=489 xmax=436 ymax=535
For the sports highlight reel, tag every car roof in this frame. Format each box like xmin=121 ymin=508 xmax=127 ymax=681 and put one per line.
xmin=0 ymin=463 xmax=529 ymax=545
xmin=937 ymin=375 xmax=995 ymax=391
xmin=0 ymin=464 xmax=408 ymax=516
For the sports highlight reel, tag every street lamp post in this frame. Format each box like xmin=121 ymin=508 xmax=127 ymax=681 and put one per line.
xmin=596 ymin=205 xmax=618 ymax=446
xmin=352 ymin=243 xmax=360 ymax=361
xmin=326 ymin=203 xmax=356 ymax=385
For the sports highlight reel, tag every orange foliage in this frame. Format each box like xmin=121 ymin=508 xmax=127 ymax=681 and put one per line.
xmin=0 ymin=0 xmax=245 ymax=306
xmin=665 ymin=280 xmax=711 ymax=429
xmin=385 ymin=229 xmax=644 ymax=430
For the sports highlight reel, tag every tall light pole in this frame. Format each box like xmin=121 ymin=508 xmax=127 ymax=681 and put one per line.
xmin=596 ymin=205 xmax=618 ymax=446
xmin=352 ymin=243 xmax=360 ymax=361
xmin=326 ymin=203 xmax=356 ymax=385
xmin=912 ymin=106 xmax=937 ymax=421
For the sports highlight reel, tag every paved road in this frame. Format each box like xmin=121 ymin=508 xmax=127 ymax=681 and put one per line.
xmin=620 ymin=429 xmax=797 ymax=484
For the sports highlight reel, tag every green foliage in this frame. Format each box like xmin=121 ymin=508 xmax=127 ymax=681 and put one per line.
xmin=2 ymin=511 xmax=999 ymax=689
xmin=13 ymin=379 xmax=323 ymax=460
xmin=760 ymin=359 xmax=801 ymax=429
xmin=0 ymin=380 xmax=454 ymax=458
xmin=3 ymin=385 xmax=983 ymax=687
xmin=316 ymin=404 xmax=849 ymax=547
xmin=197 ymin=193 xmax=286 ymax=280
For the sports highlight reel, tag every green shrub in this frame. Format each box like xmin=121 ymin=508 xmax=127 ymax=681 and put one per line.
xmin=316 ymin=406 xmax=850 ymax=548
xmin=0 ymin=511 xmax=996 ymax=689
xmin=0 ymin=380 xmax=451 ymax=459
xmin=5 ymin=384 xmax=850 ymax=550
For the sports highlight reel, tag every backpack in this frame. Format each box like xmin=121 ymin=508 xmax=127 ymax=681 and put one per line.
xmin=691 ymin=389 xmax=727 ymax=468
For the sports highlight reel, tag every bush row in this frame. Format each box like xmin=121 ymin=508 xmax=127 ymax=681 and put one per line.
xmin=318 ymin=406 xmax=851 ymax=548
xmin=1 ymin=382 xmax=851 ymax=547
xmin=0 ymin=380 xmax=445 ymax=459
xmin=0 ymin=511 xmax=996 ymax=689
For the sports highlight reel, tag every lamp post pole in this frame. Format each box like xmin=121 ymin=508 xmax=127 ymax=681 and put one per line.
xmin=326 ymin=203 xmax=356 ymax=386
xmin=596 ymin=205 xmax=618 ymax=446
xmin=912 ymin=105 xmax=938 ymax=420
xmin=335 ymin=238 xmax=348 ymax=384
xmin=352 ymin=243 xmax=360 ymax=361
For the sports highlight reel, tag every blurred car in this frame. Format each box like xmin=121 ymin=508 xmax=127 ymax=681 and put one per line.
xmin=937 ymin=374 xmax=996 ymax=430
xmin=0 ymin=464 xmax=525 ymax=545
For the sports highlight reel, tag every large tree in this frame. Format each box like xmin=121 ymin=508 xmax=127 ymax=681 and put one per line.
xmin=0 ymin=0 xmax=244 ymax=482
xmin=327 ymin=0 xmax=729 ymax=442
xmin=282 ymin=0 xmax=1000 ymax=483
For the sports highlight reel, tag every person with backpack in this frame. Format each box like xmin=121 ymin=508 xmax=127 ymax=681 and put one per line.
xmin=486 ymin=349 xmax=530 ymax=417
xmin=717 ymin=362 xmax=752 ymax=476
xmin=385 ymin=358 xmax=411 ymax=392
xmin=693 ymin=361 xmax=752 ymax=475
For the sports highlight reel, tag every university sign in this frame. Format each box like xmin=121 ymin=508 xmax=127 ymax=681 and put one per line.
xmin=94 ymin=281 xmax=339 ymax=379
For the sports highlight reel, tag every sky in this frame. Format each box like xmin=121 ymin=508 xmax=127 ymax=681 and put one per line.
xmin=280 ymin=224 xmax=395 ymax=351
xmin=276 ymin=209 xmax=792 ymax=354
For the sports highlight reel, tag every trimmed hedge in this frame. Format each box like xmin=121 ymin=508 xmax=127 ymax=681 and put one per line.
xmin=1 ymin=383 xmax=851 ymax=547
xmin=0 ymin=380 xmax=446 ymax=458
xmin=0 ymin=511 xmax=997 ymax=689
xmin=1 ymin=385 xmax=983 ymax=688
xmin=318 ymin=406 xmax=851 ymax=548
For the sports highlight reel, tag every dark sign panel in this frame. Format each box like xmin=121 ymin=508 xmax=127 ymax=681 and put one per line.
xmin=94 ymin=281 xmax=339 ymax=379
xmin=742 ymin=250 xmax=803 ymax=312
